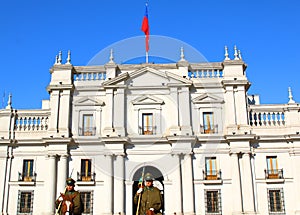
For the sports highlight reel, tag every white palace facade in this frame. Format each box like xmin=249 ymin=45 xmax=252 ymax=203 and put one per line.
xmin=1 ymin=46 xmax=300 ymax=215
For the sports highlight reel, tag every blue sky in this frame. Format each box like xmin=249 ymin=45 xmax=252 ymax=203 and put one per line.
xmin=0 ymin=0 xmax=299 ymax=109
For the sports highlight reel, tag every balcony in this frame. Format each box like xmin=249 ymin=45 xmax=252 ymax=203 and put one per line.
xmin=76 ymin=172 xmax=96 ymax=186
xmin=18 ymin=172 xmax=36 ymax=182
xmin=77 ymin=172 xmax=96 ymax=182
xmin=203 ymin=170 xmax=222 ymax=185
xmin=139 ymin=126 xmax=157 ymax=135
xmin=200 ymin=125 xmax=218 ymax=134
xmin=78 ymin=127 xmax=96 ymax=136
xmin=265 ymin=169 xmax=284 ymax=180
xmin=203 ymin=170 xmax=222 ymax=180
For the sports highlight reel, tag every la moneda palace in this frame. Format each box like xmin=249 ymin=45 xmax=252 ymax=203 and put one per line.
xmin=1 ymin=45 xmax=300 ymax=215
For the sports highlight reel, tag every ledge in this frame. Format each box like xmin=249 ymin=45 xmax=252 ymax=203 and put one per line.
xmin=9 ymin=181 xmax=36 ymax=186
xmin=203 ymin=179 xmax=223 ymax=185
xmin=266 ymin=178 xmax=285 ymax=184
xmin=76 ymin=181 xmax=96 ymax=186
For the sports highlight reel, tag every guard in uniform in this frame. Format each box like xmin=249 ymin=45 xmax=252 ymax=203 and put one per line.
xmin=55 ymin=177 xmax=83 ymax=215
xmin=134 ymin=173 xmax=163 ymax=215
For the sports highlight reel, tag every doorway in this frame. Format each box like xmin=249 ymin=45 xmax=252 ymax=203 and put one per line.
xmin=132 ymin=165 xmax=164 ymax=215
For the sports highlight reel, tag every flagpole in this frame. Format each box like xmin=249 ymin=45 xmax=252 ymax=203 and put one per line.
xmin=146 ymin=51 xmax=148 ymax=63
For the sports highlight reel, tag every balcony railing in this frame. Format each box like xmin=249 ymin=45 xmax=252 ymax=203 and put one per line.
xmin=78 ymin=127 xmax=96 ymax=136
xmin=203 ymin=170 xmax=222 ymax=180
xmin=200 ymin=125 xmax=218 ymax=134
xmin=265 ymin=169 xmax=284 ymax=179
xmin=77 ymin=172 xmax=96 ymax=182
xmin=73 ymin=66 xmax=106 ymax=81
xmin=18 ymin=172 xmax=37 ymax=182
xmin=248 ymin=105 xmax=285 ymax=127
xmin=14 ymin=110 xmax=50 ymax=132
xmin=139 ymin=126 xmax=157 ymax=135
xmin=188 ymin=69 xmax=223 ymax=78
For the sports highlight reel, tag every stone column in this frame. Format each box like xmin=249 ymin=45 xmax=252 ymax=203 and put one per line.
xmin=104 ymin=89 xmax=114 ymax=135
xmin=240 ymin=153 xmax=255 ymax=214
xmin=234 ymin=86 xmax=248 ymax=125
xmin=114 ymin=88 xmax=125 ymax=136
xmin=114 ymin=154 xmax=125 ymax=215
xmin=56 ymin=154 xmax=68 ymax=196
xmin=103 ymin=154 xmax=113 ymax=215
xmin=224 ymin=86 xmax=236 ymax=126
xmin=2 ymin=147 xmax=12 ymax=215
xmin=58 ymin=90 xmax=71 ymax=136
xmin=181 ymin=154 xmax=194 ymax=215
xmin=45 ymin=154 xmax=57 ymax=215
xmin=125 ymin=180 xmax=134 ymax=215
xmin=178 ymin=87 xmax=192 ymax=135
xmin=292 ymin=154 xmax=300 ymax=214
xmin=169 ymin=87 xmax=179 ymax=131
xmin=48 ymin=91 xmax=60 ymax=135
xmin=164 ymin=155 xmax=183 ymax=215
xmin=230 ymin=153 xmax=242 ymax=214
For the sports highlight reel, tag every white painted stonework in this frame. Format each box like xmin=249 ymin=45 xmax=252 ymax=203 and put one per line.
xmin=0 ymin=48 xmax=300 ymax=215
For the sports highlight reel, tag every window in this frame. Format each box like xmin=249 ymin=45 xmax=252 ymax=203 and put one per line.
xmin=202 ymin=112 xmax=217 ymax=134
xmin=268 ymin=188 xmax=285 ymax=214
xmin=205 ymin=189 xmax=222 ymax=214
xmin=266 ymin=156 xmax=283 ymax=179
xmin=142 ymin=113 xmax=154 ymax=135
xmin=82 ymin=114 xmax=95 ymax=136
xmin=20 ymin=160 xmax=34 ymax=182
xmin=81 ymin=191 xmax=93 ymax=214
xmin=80 ymin=159 xmax=92 ymax=181
xmin=17 ymin=190 xmax=34 ymax=214
xmin=205 ymin=157 xmax=219 ymax=180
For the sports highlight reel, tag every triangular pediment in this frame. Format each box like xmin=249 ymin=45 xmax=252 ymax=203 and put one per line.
xmin=103 ymin=67 xmax=192 ymax=87
xmin=192 ymin=93 xmax=224 ymax=104
xmin=73 ymin=97 xmax=105 ymax=106
xmin=132 ymin=95 xmax=164 ymax=105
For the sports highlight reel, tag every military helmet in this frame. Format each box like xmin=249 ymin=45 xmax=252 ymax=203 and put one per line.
xmin=144 ymin=173 xmax=154 ymax=181
xmin=66 ymin=177 xmax=75 ymax=186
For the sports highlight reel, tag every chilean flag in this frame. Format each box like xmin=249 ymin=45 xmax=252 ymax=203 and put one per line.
xmin=141 ymin=3 xmax=150 ymax=52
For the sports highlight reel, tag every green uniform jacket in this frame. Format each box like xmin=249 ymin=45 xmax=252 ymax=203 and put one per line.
xmin=134 ymin=186 xmax=163 ymax=215
xmin=55 ymin=191 xmax=83 ymax=215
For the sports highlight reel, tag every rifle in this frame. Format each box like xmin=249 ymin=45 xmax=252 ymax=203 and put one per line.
xmin=55 ymin=168 xmax=74 ymax=215
xmin=136 ymin=166 xmax=145 ymax=215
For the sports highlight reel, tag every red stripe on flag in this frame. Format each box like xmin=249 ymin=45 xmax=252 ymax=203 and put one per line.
xmin=141 ymin=4 xmax=150 ymax=52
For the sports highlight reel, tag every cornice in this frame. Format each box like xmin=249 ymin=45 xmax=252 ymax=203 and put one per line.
xmin=49 ymin=64 xmax=74 ymax=73
xmin=47 ymin=84 xmax=74 ymax=92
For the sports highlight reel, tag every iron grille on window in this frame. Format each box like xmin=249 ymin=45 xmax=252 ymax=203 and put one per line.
xmin=268 ymin=188 xmax=285 ymax=214
xmin=205 ymin=189 xmax=222 ymax=215
xmin=81 ymin=191 xmax=93 ymax=215
xmin=17 ymin=190 xmax=34 ymax=215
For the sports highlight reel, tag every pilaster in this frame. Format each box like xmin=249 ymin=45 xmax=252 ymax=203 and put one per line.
xmin=114 ymin=154 xmax=125 ymax=215
xmin=113 ymin=88 xmax=125 ymax=136
xmin=178 ymin=87 xmax=192 ymax=135
xmin=56 ymin=154 xmax=68 ymax=196
xmin=181 ymin=153 xmax=195 ymax=215
xmin=45 ymin=154 xmax=57 ymax=215
xmin=103 ymin=89 xmax=115 ymax=136
xmin=240 ymin=153 xmax=255 ymax=213
xmin=230 ymin=153 xmax=243 ymax=214
xmin=125 ymin=180 xmax=134 ymax=215
xmin=103 ymin=154 xmax=113 ymax=215
xmin=169 ymin=87 xmax=180 ymax=135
